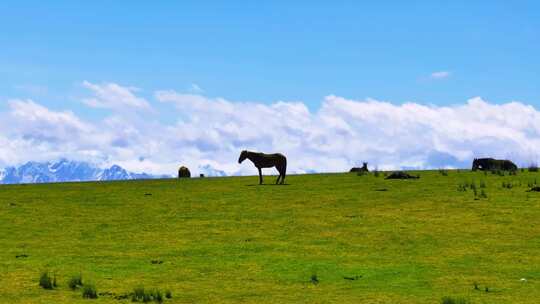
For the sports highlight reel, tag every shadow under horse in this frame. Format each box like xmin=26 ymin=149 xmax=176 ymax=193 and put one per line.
xmin=238 ymin=150 xmax=287 ymax=184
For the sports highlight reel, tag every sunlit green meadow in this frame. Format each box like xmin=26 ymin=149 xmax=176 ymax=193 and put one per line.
xmin=1 ymin=170 xmax=539 ymax=303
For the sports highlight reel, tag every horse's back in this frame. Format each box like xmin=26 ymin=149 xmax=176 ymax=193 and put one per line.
xmin=261 ymin=152 xmax=286 ymax=160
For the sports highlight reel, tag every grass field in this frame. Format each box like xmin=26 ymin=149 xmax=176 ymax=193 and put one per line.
xmin=1 ymin=170 xmax=540 ymax=303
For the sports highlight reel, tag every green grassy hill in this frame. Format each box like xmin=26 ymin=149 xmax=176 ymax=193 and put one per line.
xmin=1 ymin=170 xmax=540 ymax=303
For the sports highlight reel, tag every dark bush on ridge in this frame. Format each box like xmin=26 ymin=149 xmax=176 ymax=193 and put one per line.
xmin=385 ymin=171 xmax=419 ymax=179
xmin=529 ymin=163 xmax=539 ymax=172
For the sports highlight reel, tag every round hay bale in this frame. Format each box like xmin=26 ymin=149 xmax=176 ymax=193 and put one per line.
xmin=178 ymin=166 xmax=191 ymax=178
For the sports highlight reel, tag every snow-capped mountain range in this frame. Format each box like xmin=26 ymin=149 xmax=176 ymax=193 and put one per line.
xmin=0 ymin=159 xmax=169 ymax=184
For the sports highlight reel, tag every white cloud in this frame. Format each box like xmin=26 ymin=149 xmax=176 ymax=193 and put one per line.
xmin=2 ymin=87 xmax=540 ymax=176
xmin=8 ymin=99 xmax=92 ymax=137
xmin=430 ymin=71 xmax=451 ymax=79
xmin=189 ymin=83 xmax=204 ymax=93
xmin=81 ymin=81 xmax=151 ymax=110
xmin=14 ymin=84 xmax=49 ymax=96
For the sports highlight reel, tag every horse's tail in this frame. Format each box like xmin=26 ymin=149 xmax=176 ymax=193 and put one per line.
xmin=281 ymin=155 xmax=287 ymax=184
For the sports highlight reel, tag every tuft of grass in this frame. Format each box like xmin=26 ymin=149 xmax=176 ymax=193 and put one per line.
xmin=479 ymin=180 xmax=486 ymax=188
xmin=132 ymin=286 xmax=146 ymax=302
xmin=356 ymin=170 xmax=367 ymax=176
xmin=502 ymin=181 xmax=514 ymax=189
xmin=151 ymin=289 xmax=163 ymax=303
xmin=132 ymin=286 xmax=165 ymax=303
xmin=39 ymin=271 xmax=54 ymax=290
xmin=310 ymin=274 xmax=319 ymax=285
xmin=479 ymin=189 xmax=487 ymax=199
xmin=491 ymin=169 xmax=506 ymax=176
xmin=441 ymin=296 xmax=471 ymax=304
xmin=82 ymin=283 xmax=97 ymax=299
xmin=68 ymin=273 xmax=83 ymax=290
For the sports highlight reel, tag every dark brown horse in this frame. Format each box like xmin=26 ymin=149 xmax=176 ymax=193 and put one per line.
xmin=238 ymin=150 xmax=287 ymax=184
xmin=472 ymin=158 xmax=517 ymax=171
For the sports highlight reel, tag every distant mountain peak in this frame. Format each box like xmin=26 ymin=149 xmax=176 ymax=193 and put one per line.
xmin=0 ymin=160 xmax=169 ymax=184
xmin=198 ymin=164 xmax=227 ymax=177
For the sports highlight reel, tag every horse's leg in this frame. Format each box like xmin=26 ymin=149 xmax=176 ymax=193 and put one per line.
xmin=280 ymin=165 xmax=286 ymax=184
xmin=275 ymin=167 xmax=281 ymax=184
xmin=258 ymin=167 xmax=263 ymax=185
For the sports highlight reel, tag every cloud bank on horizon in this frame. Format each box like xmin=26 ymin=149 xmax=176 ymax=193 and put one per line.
xmin=1 ymin=81 xmax=540 ymax=176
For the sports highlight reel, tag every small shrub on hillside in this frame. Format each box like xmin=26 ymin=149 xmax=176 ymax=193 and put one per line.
xmin=68 ymin=273 xmax=83 ymax=290
xmin=439 ymin=169 xmax=448 ymax=176
xmin=441 ymin=296 xmax=471 ymax=304
xmin=165 ymin=290 xmax=172 ymax=299
xmin=39 ymin=271 xmax=54 ymax=289
xmin=529 ymin=163 xmax=539 ymax=172
xmin=310 ymin=274 xmax=319 ymax=285
xmin=82 ymin=283 xmax=97 ymax=299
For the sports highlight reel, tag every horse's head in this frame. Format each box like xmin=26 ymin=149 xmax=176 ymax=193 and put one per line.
xmin=238 ymin=150 xmax=248 ymax=164
xmin=472 ymin=158 xmax=479 ymax=170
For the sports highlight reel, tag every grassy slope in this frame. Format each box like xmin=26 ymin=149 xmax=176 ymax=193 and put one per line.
xmin=1 ymin=171 xmax=539 ymax=303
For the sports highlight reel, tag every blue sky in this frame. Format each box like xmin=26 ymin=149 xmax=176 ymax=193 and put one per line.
xmin=1 ymin=1 xmax=538 ymax=112
xmin=0 ymin=1 xmax=539 ymax=174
